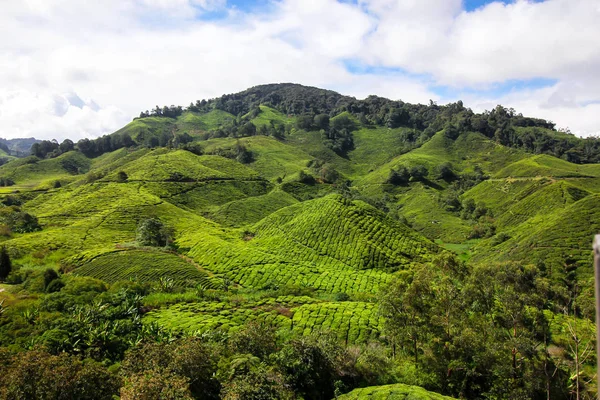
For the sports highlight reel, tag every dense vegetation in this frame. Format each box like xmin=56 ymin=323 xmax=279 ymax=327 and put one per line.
xmin=0 ymin=83 xmax=598 ymax=399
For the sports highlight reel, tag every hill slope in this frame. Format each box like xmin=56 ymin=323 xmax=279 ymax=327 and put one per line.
xmin=1 ymin=83 xmax=599 ymax=400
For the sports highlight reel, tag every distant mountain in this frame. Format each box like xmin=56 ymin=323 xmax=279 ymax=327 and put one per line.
xmin=0 ymin=137 xmax=40 ymax=157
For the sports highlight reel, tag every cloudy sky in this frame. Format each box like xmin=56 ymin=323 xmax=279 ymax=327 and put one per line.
xmin=2 ymin=0 xmax=599 ymax=141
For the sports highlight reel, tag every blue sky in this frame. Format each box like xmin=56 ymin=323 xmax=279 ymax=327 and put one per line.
xmin=1 ymin=0 xmax=599 ymax=140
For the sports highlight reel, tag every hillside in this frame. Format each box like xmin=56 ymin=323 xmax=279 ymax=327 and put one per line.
xmin=0 ymin=83 xmax=598 ymax=400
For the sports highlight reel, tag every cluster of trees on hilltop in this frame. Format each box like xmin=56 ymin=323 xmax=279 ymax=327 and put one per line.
xmin=29 ymin=130 xmax=194 ymax=161
xmin=25 ymin=83 xmax=600 ymax=164
xmin=31 ymin=135 xmax=135 ymax=159
xmin=30 ymin=139 xmax=76 ymax=159
xmin=138 ymin=105 xmax=184 ymax=119
xmin=185 ymin=83 xmax=349 ymax=117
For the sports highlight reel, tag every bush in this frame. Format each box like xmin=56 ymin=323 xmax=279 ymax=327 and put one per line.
xmin=0 ymin=207 xmax=41 ymax=233
xmin=43 ymin=268 xmax=59 ymax=288
xmin=491 ymin=232 xmax=511 ymax=246
xmin=0 ymin=350 xmax=120 ymax=400
xmin=121 ymin=370 xmax=192 ymax=400
xmin=116 ymin=171 xmax=128 ymax=182
xmin=46 ymin=279 xmax=65 ymax=293
xmin=297 ymin=171 xmax=316 ymax=185
xmin=386 ymin=167 xmax=410 ymax=185
xmin=0 ymin=247 xmax=10 ymax=282
xmin=409 ymin=165 xmax=428 ymax=181
xmin=136 ymin=218 xmax=171 ymax=247
xmin=437 ymin=162 xmax=456 ymax=181
xmin=229 ymin=321 xmax=278 ymax=359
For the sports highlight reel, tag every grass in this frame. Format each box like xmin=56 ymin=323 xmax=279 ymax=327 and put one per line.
xmin=471 ymin=193 xmax=600 ymax=303
xmin=251 ymin=194 xmax=438 ymax=270
xmin=402 ymin=185 xmax=470 ymax=242
xmin=194 ymin=109 xmax=236 ymax=130
xmin=435 ymin=239 xmax=480 ymax=262
xmin=493 ymin=154 xmax=600 ymax=178
xmin=338 ymin=384 xmax=457 ymax=399
xmin=357 ymin=131 xmax=525 ymax=186
xmin=349 ymin=127 xmax=418 ymax=178
xmin=0 ymin=151 xmax=90 ymax=187
xmin=249 ymin=105 xmax=295 ymax=128
xmin=112 ymin=117 xmax=175 ymax=143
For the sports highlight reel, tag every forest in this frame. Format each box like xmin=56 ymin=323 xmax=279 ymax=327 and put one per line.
xmin=0 ymin=83 xmax=598 ymax=399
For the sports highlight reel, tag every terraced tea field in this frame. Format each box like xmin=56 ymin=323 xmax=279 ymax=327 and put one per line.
xmin=143 ymin=297 xmax=382 ymax=344
xmin=75 ymin=250 xmax=212 ymax=287
xmin=338 ymin=384 xmax=457 ymax=399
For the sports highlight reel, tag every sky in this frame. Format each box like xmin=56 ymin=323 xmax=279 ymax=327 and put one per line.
xmin=1 ymin=0 xmax=599 ymax=141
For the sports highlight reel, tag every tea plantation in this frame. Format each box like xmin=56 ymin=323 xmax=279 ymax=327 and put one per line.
xmin=1 ymin=83 xmax=599 ymax=399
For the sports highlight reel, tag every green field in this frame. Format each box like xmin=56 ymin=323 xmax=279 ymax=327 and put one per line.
xmin=1 ymin=83 xmax=599 ymax=399
xmin=75 ymin=250 xmax=212 ymax=287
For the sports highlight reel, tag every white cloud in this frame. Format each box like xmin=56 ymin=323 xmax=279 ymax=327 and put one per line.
xmin=0 ymin=0 xmax=598 ymax=140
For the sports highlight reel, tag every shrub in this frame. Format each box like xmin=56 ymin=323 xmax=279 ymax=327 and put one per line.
xmin=0 ymin=247 xmax=10 ymax=282
xmin=386 ymin=167 xmax=410 ymax=185
xmin=116 ymin=171 xmax=128 ymax=182
xmin=46 ymin=279 xmax=65 ymax=293
xmin=136 ymin=218 xmax=171 ymax=247
xmin=0 ymin=350 xmax=120 ymax=400
xmin=120 ymin=371 xmax=192 ymax=400
xmin=229 ymin=321 xmax=278 ymax=359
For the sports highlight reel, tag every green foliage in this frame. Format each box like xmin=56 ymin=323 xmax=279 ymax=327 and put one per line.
xmin=338 ymin=384 xmax=457 ymax=399
xmin=0 ymin=349 xmax=120 ymax=399
xmin=387 ymin=166 xmax=410 ymax=185
xmin=229 ymin=321 xmax=278 ymax=359
xmin=221 ymin=365 xmax=293 ymax=400
xmin=116 ymin=170 xmax=128 ymax=182
xmin=120 ymin=338 xmax=220 ymax=400
xmin=0 ymin=206 xmax=41 ymax=233
xmin=275 ymin=334 xmax=352 ymax=400
xmin=0 ymin=247 xmax=11 ymax=282
xmin=136 ymin=218 xmax=170 ymax=247
xmin=1 ymin=83 xmax=600 ymax=399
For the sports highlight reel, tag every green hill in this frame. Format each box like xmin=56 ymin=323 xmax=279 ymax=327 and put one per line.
xmin=1 ymin=83 xmax=599 ymax=400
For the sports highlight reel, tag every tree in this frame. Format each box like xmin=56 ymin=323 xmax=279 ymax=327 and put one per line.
xmin=276 ymin=335 xmax=342 ymax=400
xmin=313 ymin=114 xmax=330 ymax=130
xmin=59 ymin=139 xmax=75 ymax=153
xmin=121 ymin=339 xmax=220 ymax=400
xmin=136 ymin=218 xmax=170 ymax=247
xmin=437 ymin=162 xmax=456 ymax=181
xmin=0 ymin=350 xmax=120 ymax=400
xmin=222 ymin=366 xmax=293 ymax=400
xmin=379 ymin=268 xmax=433 ymax=364
xmin=0 ymin=247 xmax=10 ymax=282
xmin=116 ymin=171 xmax=128 ymax=183
xmin=386 ymin=167 xmax=410 ymax=185
xmin=229 ymin=321 xmax=278 ymax=359
xmin=121 ymin=371 xmax=192 ymax=400
xmin=295 ymin=115 xmax=314 ymax=131
xmin=409 ymin=165 xmax=428 ymax=181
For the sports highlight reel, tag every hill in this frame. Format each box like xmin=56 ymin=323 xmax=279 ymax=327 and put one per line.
xmin=0 ymin=83 xmax=598 ymax=400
